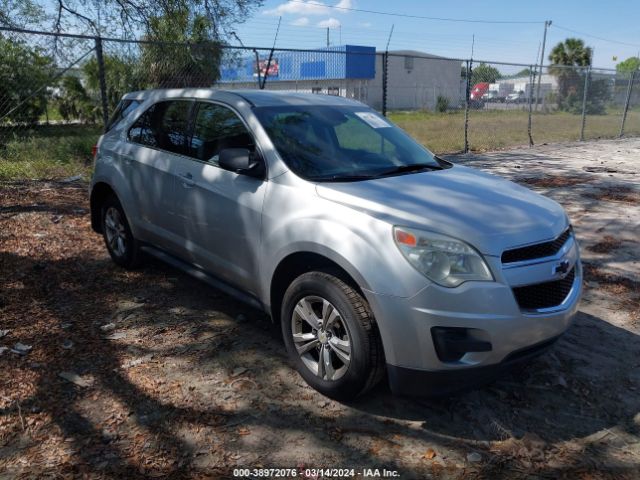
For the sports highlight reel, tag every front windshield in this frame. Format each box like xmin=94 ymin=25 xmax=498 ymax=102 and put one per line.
xmin=253 ymin=105 xmax=446 ymax=181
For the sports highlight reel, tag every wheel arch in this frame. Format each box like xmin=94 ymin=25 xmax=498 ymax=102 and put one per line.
xmin=269 ymin=250 xmax=369 ymax=325
xmin=90 ymin=182 xmax=116 ymax=233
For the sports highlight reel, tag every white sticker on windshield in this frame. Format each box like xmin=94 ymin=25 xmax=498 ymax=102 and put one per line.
xmin=355 ymin=111 xmax=392 ymax=129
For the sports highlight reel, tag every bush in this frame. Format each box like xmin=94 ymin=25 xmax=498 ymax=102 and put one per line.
xmin=54 ymin=76 xmax=100 ymax=123
xmin=0 ymin=36 xmax=55 ymax=125
xmin=436 ymin=95 xmax=449 ymax=113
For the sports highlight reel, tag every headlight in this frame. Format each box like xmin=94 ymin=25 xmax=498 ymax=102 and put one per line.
xmin=393 ymin=226 xmax=493 ymax=287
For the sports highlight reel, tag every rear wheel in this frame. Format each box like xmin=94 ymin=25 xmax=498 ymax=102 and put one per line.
xmin=101 ymin=195 xmax=142 ymax=269
xmin=281 ymin=271 xmax=384 ymax=400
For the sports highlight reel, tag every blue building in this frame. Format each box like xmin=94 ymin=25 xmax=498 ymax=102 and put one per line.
xmin=219 ymin=45 xmax=376 ymax=103
xmin=218 ymin=45 xmax=464 ymax=111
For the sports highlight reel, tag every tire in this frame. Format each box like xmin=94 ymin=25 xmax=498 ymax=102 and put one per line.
xmin=101 ymin=194 xmax=142 ymax=269
xmin=281 ymin=271 xmax=385 ymax=400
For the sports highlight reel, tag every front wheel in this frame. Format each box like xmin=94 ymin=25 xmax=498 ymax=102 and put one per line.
xmin=281 ymin=271 xmax=384 ymax=400
xmin=101 ymin=195 xmax=142 ymax=269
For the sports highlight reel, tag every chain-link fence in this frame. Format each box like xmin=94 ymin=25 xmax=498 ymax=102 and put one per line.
xmin=0 ymin=28 xmax=100 ymax=179
xmin=1 ymin=26 xmax=639 ymax=180
xmin=625 ymin=70 xmax=640 ymax=136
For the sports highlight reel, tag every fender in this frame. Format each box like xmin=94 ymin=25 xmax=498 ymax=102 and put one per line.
xmin=91 ymin=160 xmax=142 ymax=239
xmin=260 ymin=215 xmax=428 ymax=305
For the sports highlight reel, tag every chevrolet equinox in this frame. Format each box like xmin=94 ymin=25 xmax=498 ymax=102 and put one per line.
xmin=90 ymin=89 xmax=582 ymax=399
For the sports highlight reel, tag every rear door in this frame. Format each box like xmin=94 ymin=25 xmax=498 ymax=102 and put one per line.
xmin=170 ymin=101 xmax=267 ymax=294
xmin=123 ymin=99 xmax=194 ymax=253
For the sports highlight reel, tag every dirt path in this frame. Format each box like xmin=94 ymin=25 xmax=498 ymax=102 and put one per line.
xmin=1 ymin=138 xmax=639 ymax=478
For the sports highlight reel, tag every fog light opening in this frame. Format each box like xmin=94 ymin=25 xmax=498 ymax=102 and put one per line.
xmin=431 ymin=327 xmax=492 ymax=363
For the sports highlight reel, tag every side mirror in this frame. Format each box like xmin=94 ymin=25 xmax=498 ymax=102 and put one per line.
xmin=218 ymin=148 xmax=265 ymax=179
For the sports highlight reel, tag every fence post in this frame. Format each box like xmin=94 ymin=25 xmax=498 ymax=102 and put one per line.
xmin=463 ymin=60 xmax=471 ymax=153
xmin=619 ymin=69 xmax=635 ymax=138
xmin=382 ymin=51 xmax=389 ymax=116
xmin=579 ymin=66 xmax=591 ymax=142
xmin=527 ymin=66 xmax=534 ymax=147
xmin=94 ymin=36 xmax=109 ymax=130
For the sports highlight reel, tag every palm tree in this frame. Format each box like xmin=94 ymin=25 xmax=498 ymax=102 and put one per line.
xmin=548 ymin=38 xmax=593 ymax=105
xmin=549 ymin=38 xmax=592 ymax=69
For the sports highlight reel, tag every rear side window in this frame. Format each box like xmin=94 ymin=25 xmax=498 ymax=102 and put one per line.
xmin=188 ymin=102 xmax=254 ymax=164
xmin=159 ymin=101 xmax=192 ymax=154
xmin=106 ymin=99 xmax=140 ymax=132
xmin=128 ymin=100 xmax=192 ymax=154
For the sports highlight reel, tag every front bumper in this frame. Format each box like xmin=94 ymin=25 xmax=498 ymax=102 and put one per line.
xmin=387 ymin=335 xmax=559 ymax=397
xmin=364 ymin=259 xmax=582 ymax=396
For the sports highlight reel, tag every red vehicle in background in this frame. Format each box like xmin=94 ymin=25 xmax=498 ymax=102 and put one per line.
xmin=470 ymin=82 xmax=490 ymax=105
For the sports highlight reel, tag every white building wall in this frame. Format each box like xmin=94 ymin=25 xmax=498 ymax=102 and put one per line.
xmin=367 ymin=52 xmax=463 ymax=111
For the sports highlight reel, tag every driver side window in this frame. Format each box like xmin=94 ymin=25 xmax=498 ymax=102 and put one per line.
xmin=188 ymin=102 xmax=255 ymax=165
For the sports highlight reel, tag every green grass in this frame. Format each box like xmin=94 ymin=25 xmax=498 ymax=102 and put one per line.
xmin=390 ymin=109 xmax=640 ymax=154
xmin=0 ymin=124 xmax=100 ymax=181
xmin=38 ymin=104 xmax=65 ymax=122
xmin=1 ymin=109 xmax=639 ymax=181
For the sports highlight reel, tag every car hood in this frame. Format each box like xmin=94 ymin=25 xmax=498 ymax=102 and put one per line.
xmin=315 ymin=164 xmax=567 ymax=256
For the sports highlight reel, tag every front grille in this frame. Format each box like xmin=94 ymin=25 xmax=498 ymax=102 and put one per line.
xmin=502 ymin=228 xmax=572 ymax=264
xmin=512 ymin=267 xmax=575 ymax=310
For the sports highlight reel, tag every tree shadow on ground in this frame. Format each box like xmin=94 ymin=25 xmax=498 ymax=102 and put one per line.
xmin=3 ymin=247 xmax=640 ymax=478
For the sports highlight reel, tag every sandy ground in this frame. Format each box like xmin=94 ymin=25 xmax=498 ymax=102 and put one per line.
xmin=0 ymin=138 xmax=639 ymax=479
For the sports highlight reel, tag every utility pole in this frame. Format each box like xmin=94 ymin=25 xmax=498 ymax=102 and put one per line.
xmin=326 ymin=27 xmax=329 ymax=47
xmin=382 ymin=24 xmax=394 ymax=117
xmin=261 ymin=16 xmax=281 ymax=89
xmin=535 ymin=20 xmax=551 ymax=111
xmin=470 ymin=34 xmax=475 ymax=60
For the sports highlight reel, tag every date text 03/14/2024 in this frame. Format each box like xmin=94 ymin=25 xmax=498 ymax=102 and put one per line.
xmin=232 ymin=468 xmax=400 ymax=478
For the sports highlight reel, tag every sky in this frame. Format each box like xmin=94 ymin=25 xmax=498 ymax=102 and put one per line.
xmin=232 ymin=0 xmax=640 ymax=70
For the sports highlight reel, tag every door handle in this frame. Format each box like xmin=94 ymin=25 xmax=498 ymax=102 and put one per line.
xmin=122 ymin=154 xmax=134 ymax=165
xmin=179 ymin=172 xmax=195 ymax=187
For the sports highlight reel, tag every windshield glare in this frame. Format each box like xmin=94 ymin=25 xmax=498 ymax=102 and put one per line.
xmin=253 ymin=105 xmax=444 ymax=181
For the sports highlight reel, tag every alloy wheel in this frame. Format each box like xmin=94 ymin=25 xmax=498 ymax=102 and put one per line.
xmin=104 ymin=207 xmax=127 ymax=257
xmin=291 ymin=295 xmax=352 ymax=381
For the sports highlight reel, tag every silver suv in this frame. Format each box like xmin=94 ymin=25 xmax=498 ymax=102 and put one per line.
xmin=90 ymin=89 xmax=581 ymax=399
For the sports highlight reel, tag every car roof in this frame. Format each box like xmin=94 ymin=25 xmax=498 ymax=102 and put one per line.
xmin=122 ymin=88 xmax=364 ymax=108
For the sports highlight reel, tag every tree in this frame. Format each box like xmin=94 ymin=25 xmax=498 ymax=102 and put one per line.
xmin=0 ymin=0 xmax=44 ymax=28
xmin=55 ymin=75 xmax=99 ymax=122
xmin=616 ymin=57 xmax=640 ymax=74
xmin=0 ymin=35 xmax=54 ymax=124
xmin=549 ymin=38 xmax=592 ymax=68
xmin=13 ymin=0 xmax=264 ymax=40
xmin=83 ymin=55 xmax=142 ymax=111
xmin=548 ymin=38 xmax=605 ymax=114
xmin=514 ymin=67 xmax=532 ymax=78
xmin=139 ymin=6 xmax=223 ymax=88
xmin=471 ymin=63 xmax=501 ymax=85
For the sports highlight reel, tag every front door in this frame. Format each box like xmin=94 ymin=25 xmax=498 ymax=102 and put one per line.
xmin=171 ymin=101 xmax=267 ymax=295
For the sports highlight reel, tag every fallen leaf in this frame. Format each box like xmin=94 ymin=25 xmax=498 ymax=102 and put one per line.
xmin=424 ymin=448 xmax=437 ymax=459
xmin=12 ymin=342 xmax=32 ymax=354
xmin=104 ymin=332 xmax=127 ymax=340
xmin=467 ymin=452 xmax=482 ymax=463
xmin=59 ymin=371 xmax=94 ymax=388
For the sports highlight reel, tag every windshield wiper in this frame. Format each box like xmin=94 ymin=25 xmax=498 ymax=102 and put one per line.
xmin=372 ymin=163 xmax=442 ymax=178
xmin=312 ymin=174 xmax=375 ymax=182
